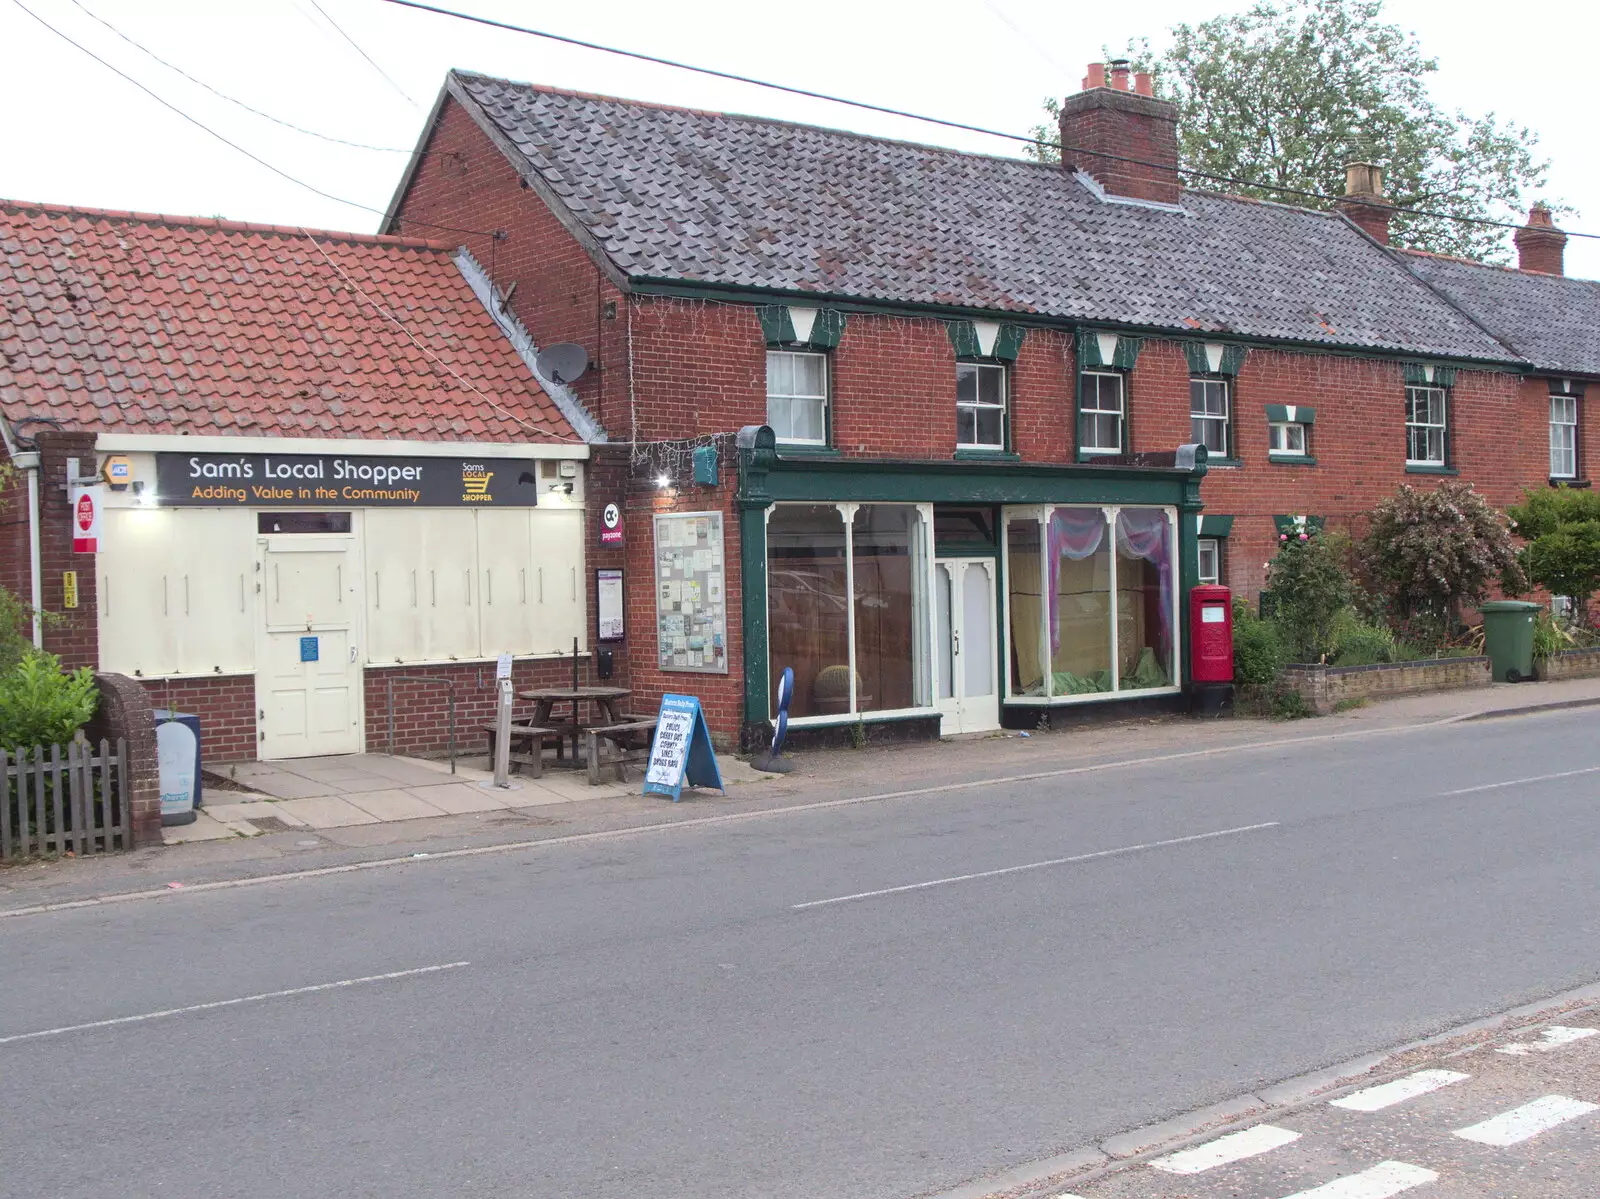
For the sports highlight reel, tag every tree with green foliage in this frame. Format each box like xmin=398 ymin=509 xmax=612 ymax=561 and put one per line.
xmin=0 ymin=651 xmax=98 ymax=751
xmin=1265 ymin=529 xmax=1352 ymax=662
xmin=1506 ymin=488 xmax=1600 ymax=627
xmin=1028 ymin=0 xmax=1563 ymax=261
xmin=1356 ymin=481 xmax=1525 ymax=646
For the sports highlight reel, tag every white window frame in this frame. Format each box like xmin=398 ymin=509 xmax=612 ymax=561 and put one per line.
xmin=956 ymin=362 xmax=1008 ymax=450
xmin=1551 ymin=394 xmax=1578 ymax=479
xmin=766 ymin=349 xmax=829 ymax=446
xmin=1405 ymin=385 xmax=1448 ymax=466
xmin=1189 ymin=378 xmax=1230 ymax=457
xmin=1198 ymin=537 xmax=1221 ymax=586
xmin=764 ymin=501 xmax=938 ymax=727
xmin=1080 ymin=371 xmax=1126 ymax=456
xmin=1000 ymin=504 xmax=1182 ymax=705
xmin=1268 ymin=421 xmax=1308 ymax=456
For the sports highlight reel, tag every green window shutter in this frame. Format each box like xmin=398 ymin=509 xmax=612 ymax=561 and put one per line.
xmin=1265 ymin=404 xmax=1290 ymax=423
xmin=1221 ymin=345 xmax=1247 ymax=376
xmin=946 ymin=320 xmax=981 ymax=359
xmin=1433 ymin=365 xmax=1457 ymax=388
xmin=810 ymin=309 xmax=846 ymax=349
xmin=1184 ymin=342 xmax=1244 ymax=376
xmin=1075 ymin=328 xmax=1104 ymax=368
xmin=1199 ymin=515 xmax=1235 ymax=537
xmin=1182 ymin=342 xmax=1210 ymax=374
xmin=1273 ymin=515 xmax=1327 ymax=537
xmin=758 ymin=305 xmax=795 ymax=346
xmin=993 ymin=324 xmax=1026 ymax=362
xmin=1265 ymin=404 xmax=1316 ymax=424
xmin=1112 ymin=336 xmax=1144 ymax=370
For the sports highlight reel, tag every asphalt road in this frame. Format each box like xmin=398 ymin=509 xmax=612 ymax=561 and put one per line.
xmin=3 ymin=708 xmax=1599 ymax=1199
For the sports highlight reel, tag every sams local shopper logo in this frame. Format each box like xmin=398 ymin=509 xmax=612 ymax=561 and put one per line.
xmin=155 ymin=453 xmax=541 ymax=508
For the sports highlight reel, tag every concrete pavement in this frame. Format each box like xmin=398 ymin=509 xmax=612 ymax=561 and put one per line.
xmin=2 ymin=703 xmax=1599 ymax=1199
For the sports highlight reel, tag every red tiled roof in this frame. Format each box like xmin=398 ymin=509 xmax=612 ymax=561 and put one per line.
xmin=0 ymin=199 xmax=582 ymax=443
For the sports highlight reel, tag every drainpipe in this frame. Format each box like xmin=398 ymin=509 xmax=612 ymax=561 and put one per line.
xmin=14 ymin=451 xmax=44 ymax=647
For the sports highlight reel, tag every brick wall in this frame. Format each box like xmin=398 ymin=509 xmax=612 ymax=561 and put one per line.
xmin=0 ymin=464 xmax=30 ymax=629
xmin=1282 ymin=656 xmax=1492 ymax=715
xmin=1535 ymin=647 xmax=1600 ymax=682
xmin=142 ymin=674 xmax=257 ymax=764
xmin=34 ymin=431 xmax=98 ymax=668
xmin=85 ymin=672 xmax=160 ymax=844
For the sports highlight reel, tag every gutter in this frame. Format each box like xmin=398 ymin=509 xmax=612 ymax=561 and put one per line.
xmin=12 ymin=450 xmax=43 ymax=648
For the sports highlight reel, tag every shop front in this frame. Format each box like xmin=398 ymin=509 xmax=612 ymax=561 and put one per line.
xmin=90 ymin=438 xmax=589 ymax=761
xmin=735 ymin=427 xmax=1208 ymax=748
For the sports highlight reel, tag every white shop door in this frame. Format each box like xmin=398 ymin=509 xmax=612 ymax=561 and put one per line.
xmin=255 ymin=536 xmax=363 ymax=759
xmin=935 ymin=558 xmax=1000 ymax=736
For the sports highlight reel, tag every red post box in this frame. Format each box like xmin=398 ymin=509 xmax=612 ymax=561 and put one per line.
xmin=1190 ymin=584 xmax=1233 ymax=683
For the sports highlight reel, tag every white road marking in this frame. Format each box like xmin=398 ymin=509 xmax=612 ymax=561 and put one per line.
xmin=1330 ymin=1069 xmax=1470 ymax=1112
xmin=1149 ymin=1123 xmax=1301 ymax=1175
xmin=1453 ymin=1095 xmax=1600 ymax=1146
xmin=1277 ymin=1160 xmax=1438 ymax=1198
xmin=0 ymin=962 xmax=469 ymax=1046
xmin=1437 ymin=764 xmax=1600 ymax=795
xmin=1496 ymin=1025 xmax=1599 ymax=1055
xmin=791 ymin=822 xmax=1280 ymax=910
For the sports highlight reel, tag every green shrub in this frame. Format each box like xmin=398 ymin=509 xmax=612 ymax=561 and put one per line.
xmin=1270 ymin=685 xmax=1312 ymax=720
xmin=1266 ymin=532 xmax=1352 ymax=662
xmin=1328 ymin=608 xmax=1395 ymax=666
xmin=0 ymin=652 xmax=99 ymax=751
xmin=1533 ymin=610 xmax=1570 ymax=661
xmin=1232 ymin=599 xmax=1288 ymax=684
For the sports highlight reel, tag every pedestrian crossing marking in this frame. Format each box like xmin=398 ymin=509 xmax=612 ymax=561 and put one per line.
xmin=1453 ymin=1094 xmax=1599 ymax=1146
xmin=1276 ymin=1160 xmax=1437 ymax=1198
xmin=1496 ymin=1025 xmax=1598 ymax=1056
xmin=1330 ymin=1069 xmax=1470 ymax=1112
xmin=1150 ymin=1124 xmax=1301 ymax=1174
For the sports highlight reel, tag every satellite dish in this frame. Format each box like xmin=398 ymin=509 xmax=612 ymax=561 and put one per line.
xmin=536 ymin=342 xmax=590 ymax=385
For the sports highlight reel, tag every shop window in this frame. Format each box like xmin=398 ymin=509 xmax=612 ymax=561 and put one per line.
xmin=767 ymin=350 xmax=828 ymax=445
xmin=1198 ymin=537 xmax=1221 ymax=585
xmin=1189 ymin=378 xmax=1230 ymax=457
xmin=956 ymin=362 xmax=1007 ymax=450
xmin=766 ymin=502 xmax=930 ymax=719
xmin=1405 ymin=385 xmax=1448 ymax=466
xmin=1004 ymin=505 xmax=1178 ymax=701
xmin=1551 ymin=394 xmax=1578 ymax=479
xmin=1079 ymin=371 xmax=1125 ymax=456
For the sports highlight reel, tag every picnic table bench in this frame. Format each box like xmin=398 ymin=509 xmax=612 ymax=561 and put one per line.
xmin=583 ymin=715 xmax=659 ymax=786
xmin=481 ymin=722 xmax=564 ymax=778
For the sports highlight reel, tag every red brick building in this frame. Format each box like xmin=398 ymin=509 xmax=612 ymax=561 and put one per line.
xmin=0 ymin=201 xmax=599 ymax=762
xmin=379 ymin=64 xmax=1586 ymax=749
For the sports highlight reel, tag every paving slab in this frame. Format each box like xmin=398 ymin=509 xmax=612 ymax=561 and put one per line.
xmin=357 ymin=757 xmax=473 ymax=786
xmin=160 ymin=812 xmax=249 ymax=844
xmin=342 ymin=789 xmax=448 ymax=822
xmin=268 ymin=795 xmax=379 ymax=828
xmin=408 ymin=783 xmax=517 ymax=814
xmin=228 ymin=771 xmax=339 ymax=800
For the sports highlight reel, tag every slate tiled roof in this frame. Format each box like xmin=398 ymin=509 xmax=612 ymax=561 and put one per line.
xmin=447 ymin=72 xmax=1519 ymax=365
xmin=1399 ymin=250 xmax=1600 ymax=378
xmin=0 ymin=200 xmax=579 ymax=442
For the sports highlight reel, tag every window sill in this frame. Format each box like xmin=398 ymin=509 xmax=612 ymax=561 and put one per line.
xmin=1550 ymin=477 xmax=1592 ymax=489
xmin=775 ymin=444 xmax=840 ymax=458
xmin=953 ymin=448 xmax=1021 ymax=462
xmin=1267 ymin=453 xmax=1317 ymax=466
xmin=1205 ymin=457 xmax=1243 ymax=468
xmin=1076 ymin=449 xmax=1123 ymax=463
xmin=1405 ymin=463 xmax=1459 ymax=476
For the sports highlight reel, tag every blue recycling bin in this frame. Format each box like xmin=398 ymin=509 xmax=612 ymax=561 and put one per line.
xmin=153 ymin=709 xmax=203 ymax=825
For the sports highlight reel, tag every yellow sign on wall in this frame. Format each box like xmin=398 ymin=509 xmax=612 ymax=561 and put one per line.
xmin=62 ymin=570 xmax=79 ymax=609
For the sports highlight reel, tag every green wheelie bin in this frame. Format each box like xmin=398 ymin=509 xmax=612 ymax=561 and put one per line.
xmin=1479 ymin=600 xmax=1541 ymax=682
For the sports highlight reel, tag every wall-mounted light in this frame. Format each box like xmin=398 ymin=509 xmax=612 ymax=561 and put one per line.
xmin=656 ymin=474 xmax=672 ymax=489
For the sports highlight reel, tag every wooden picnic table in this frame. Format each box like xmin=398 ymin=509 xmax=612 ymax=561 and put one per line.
xmin=518 ymin=686 xmax=634 ymax=767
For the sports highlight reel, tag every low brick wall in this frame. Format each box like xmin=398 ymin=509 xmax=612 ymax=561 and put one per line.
xmin=1536 ymin=647 xmax=1600 ymax=681
xmin=84 ymin=673 xmax=161 ymax=846
xmin=1281 ymin=656 xmax=1492 ymax=715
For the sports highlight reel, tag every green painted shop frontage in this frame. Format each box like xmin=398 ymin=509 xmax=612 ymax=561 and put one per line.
xmin=734 ymin=426 xmax=1210 ymax=749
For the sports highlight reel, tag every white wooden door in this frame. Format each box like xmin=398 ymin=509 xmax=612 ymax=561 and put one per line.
xmin=255 ymin=535 xmax=362 ymax=759
xmin=935 ymin=558 xmax=1000 ymax=735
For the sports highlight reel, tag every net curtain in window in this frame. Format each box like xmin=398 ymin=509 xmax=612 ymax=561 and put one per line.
xmin=1115 ymin=508 xmax=1174 ymax=679
xmin=1046 ymin=508 xmax=1107 ymax=652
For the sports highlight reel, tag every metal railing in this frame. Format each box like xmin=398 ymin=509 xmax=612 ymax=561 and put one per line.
xmin=383 ymin=675 xmax=457 ymax=774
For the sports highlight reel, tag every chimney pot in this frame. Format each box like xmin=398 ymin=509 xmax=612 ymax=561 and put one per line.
xmin=1110 ymin=60 xmax=1131 ymax=91
xmin=1083 ymin=62 xmax=1106 ymax=90
xmin=1515 ymin=203 xmax=1567 ymax=275
xmin=1134 ymin=71 xmax=1154 ymax=96
xmin=1335 ymin=161 xmax=1391 ymax=244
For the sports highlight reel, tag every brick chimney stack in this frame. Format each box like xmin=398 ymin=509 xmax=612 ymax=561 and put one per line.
xmin=1514 ymin=203 xmax=1566 ymax=275
xmin=1335 ymin=162 xmax=1392 ymax=245
xmin=1059 ymin=60 xmax=1181 ymax=205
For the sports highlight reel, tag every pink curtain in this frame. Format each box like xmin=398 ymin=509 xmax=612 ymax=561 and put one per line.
xmin=1047 ymin=508 xmax=1107 ymax=652
xmin=1115 ymin=508 xmax=1173 ymax=654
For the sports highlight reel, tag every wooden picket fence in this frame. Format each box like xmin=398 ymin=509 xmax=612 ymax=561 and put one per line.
xmin=1 ymin=739 xmax=131 ymax=860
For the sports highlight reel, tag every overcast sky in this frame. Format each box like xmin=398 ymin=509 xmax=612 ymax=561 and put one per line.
xmin=3 ymin=0 xmax=1595 ymax=276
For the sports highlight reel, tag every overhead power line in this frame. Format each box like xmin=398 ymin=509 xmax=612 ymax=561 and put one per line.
xmin=306 ymin=0 xmax=420 ymax=109
xmin=63 ymin=0 xmax=411 ymax=153
xmin=9 ymin=0 xmax=497 ymax=239
xmin=380 ymin=0 xmax=1599 ymax=243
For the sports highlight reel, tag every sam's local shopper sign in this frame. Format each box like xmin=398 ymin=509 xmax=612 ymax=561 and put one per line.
xmin=155 ymin=453 xmax=543 ymax=507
